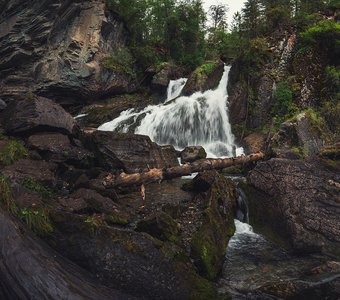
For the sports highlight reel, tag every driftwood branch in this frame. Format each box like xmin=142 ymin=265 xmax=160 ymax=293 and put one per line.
xmin=103 ymin=152 xmax=265 ymax=188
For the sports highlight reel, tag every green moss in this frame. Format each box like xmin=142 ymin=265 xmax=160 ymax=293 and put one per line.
xmin=305 ymin=108 xmax=326 ymax=134
xmin=159 ymin=240 xmax=228 ymax=300
xmin=191 ymin=178 xmax=235 ymax=280
xmin=193 ymin=61 xmax=218 ymax=85
xmin=22 ymin=177 xmax=55 ymax=199
xmin=106 ymin=215 xmax=129 ymax=225
xmin=0 ymin=140 xmax=28 ymax=166
xmin=0 ymin=176 xmax=17 ymax=214
xmin=19 ymin=208 xmax=53 ymax=237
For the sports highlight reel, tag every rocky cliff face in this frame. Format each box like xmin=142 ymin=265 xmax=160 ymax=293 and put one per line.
xmin=0 ymin=0 xmax=135 ymax=107
xmin=247 ymin=158 xmax=340 ymax=256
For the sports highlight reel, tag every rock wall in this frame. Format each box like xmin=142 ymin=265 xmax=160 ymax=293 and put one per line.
xmin=0 ymin=0 xmax=134 ymax=107
xmin=247 ymin=158 xmax=340 ymax=256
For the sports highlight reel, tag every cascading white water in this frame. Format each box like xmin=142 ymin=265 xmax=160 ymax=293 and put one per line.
xmin=98 ymin=65 xmax=243 ymax=157
xmin=166 ymin=78 xmax=188 ymax=102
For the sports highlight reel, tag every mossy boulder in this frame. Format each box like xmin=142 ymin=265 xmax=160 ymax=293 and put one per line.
xmin=273 ymin=110 xmax=331 ymax=158
xmin=190 ymin=171 xmax=236 ymax=280
xmin=181 ymin=60 xmax=224 ymax=96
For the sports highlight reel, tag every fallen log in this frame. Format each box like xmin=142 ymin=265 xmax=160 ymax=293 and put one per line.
xmin=103 ymin=152 xmax=265 ymax=188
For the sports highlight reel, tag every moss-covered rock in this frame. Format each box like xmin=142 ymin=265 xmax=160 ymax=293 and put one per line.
xmin=136 ymin=211 xmax=180 ymax=242
xmin=190 ymin=171 xmax=236 ymax=280
xmin=181 ymin=60 xmax=224 ymax=96
xmin=273 ymin=110 xmax=331 ymax=158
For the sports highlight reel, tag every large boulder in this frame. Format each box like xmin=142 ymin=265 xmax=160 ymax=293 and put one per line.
xmin=247 ymin=158 xmax=340 ymax=256
xmin=87 ymin=131 xmax=179 ymax=173
xmin=0 ymin=207 xmax=139 ymax=300
xmin=273 ymin=110 xmax=328 ymax=158
xmin=1 ymin=96 xmax=77 ymax=136
xmin=51 ymin=211 xmax=222 ymax=300
xmin=181 ymin=61 xmax=224 ymax=96
xmin=0 ymin=0 xmax=135 ymax=107
xmin=27 ymin=132 xmax=90 ymax=163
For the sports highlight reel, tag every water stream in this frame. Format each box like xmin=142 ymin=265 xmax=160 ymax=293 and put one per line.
xmin=220 ymin=189 xmax=338 ymax=299
xmin=98 ymin=66 xmax=243 ymax=158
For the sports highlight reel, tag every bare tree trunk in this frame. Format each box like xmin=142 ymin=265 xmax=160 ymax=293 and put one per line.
xmin=103 ymin=152 xmax=265 ymax=188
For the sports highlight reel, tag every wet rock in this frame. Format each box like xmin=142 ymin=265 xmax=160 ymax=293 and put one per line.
xmin=181 ymin=61 xmax=224 ymax=96
xmin=247 ymin=158 xmax=340 ymax=255
xmin=227 ymin=81 xmax=247 ymax=125
xmin=0 ymin=0 xmax=135 ymax=106
xmin=88 ymin=131 xmax=179 ymax=172
xmin=1 ymin=96 xmax=77 ymax=136
xmin=27 ymin=133 xmax=89 ymax=163
xmin=180 ymin=146 xmax=207 ymax=164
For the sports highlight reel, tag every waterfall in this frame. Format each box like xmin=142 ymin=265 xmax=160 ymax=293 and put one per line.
xmin=98 ymin=65 xmax=243 ymax=158
xmin=166 ymin=78 xmax=187 ymax=102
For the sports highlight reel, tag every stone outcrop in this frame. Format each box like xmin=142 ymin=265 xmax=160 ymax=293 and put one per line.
xmin=0 ymin=0 xmax=134 ymax=107
xmin=27 ymin=132 xmax=90 ymax=163
xmin=1 ymin=95 xmax=77 ymax=135
xmin=87 ymin=131 xmax=179 ymax=173
xmin=247 ymin=158 xmax=340 ymax=256
xmin=273 ymin=111 xmax=328 ymax=158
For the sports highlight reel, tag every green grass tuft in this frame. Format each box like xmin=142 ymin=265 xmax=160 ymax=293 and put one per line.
xmin=0 ymin=140 xmax=28 ymax=166
xmin=0 ymin=176 xmax=17 ymax=214
xmin=19 ymin=208 xmax=53 ymax=236
xmin=22 ymin=177 xmax=55 ymax=199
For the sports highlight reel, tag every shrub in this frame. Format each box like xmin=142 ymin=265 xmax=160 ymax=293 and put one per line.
xmin=102 ymin=47 xmax=136 ymax=77
xmin=272 ymin=81 xmax=297 ymax=118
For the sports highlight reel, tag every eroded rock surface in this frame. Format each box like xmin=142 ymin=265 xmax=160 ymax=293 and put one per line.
xmin=0 ymin=0 xmax=134 ymax=106
xmin=247 ymin=158 xmax=340 ymax=255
